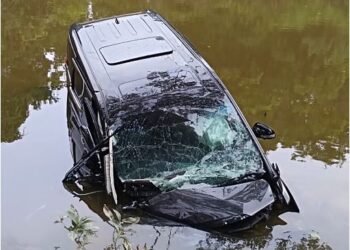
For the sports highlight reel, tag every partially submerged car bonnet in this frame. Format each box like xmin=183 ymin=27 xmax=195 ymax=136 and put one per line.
xmin=143 ymin=179 xmax=275 ymax=230
xmin=63 ymin=10 xmax=299 ymax=233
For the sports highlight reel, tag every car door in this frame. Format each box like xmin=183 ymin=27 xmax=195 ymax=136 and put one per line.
xmin=66 ymin=58 xmax=95 ymax=163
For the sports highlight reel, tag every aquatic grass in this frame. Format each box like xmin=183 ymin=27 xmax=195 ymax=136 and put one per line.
xmin=102 ymin=204 xmax=147 ymax=250
xmin=55 ymin=204 xmax=145 ymax=250
xmin=54 ymin=205 xmax=98 ymax=249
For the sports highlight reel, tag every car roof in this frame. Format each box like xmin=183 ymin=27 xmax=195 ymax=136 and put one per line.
xmin=69 ymin=10 xmax=224 ymax=116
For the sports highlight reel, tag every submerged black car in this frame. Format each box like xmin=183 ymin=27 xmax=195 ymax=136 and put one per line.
xmin=63 ymin=10 xmax=298 ymax=232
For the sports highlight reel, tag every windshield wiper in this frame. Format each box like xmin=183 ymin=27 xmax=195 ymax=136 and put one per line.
xmin=217 ymin=172 xmax=265 ymax=187
xmin=123 ymin=180 xmax=161 ymax=198
xmin=164 ymin=170 xmax=186 ymax=180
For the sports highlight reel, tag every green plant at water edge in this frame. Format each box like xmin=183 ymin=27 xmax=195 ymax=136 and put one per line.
xmin=55 ymin=205 xmax=98 ymax=249
xmin=103 ymin=204 xmax=146 ymax=250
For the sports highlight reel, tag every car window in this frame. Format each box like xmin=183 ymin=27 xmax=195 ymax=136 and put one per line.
xmin=67 ymin=42 xmax=74 ymax=78
xmin=96 ymin=111 xmax=104 ymax=136
xmin=111 ymin=93 xmax=264 ymax=191
xmin=72 ymin=66 xmax=84 ymax=96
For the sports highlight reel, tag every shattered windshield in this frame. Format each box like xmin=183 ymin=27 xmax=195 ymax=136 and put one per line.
xmin=108 ymin=73 xmax=264 ymax=191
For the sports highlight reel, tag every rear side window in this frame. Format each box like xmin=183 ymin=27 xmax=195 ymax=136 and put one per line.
xmin=67 ymin=40 xmax=74 ymax=78
xmin=72 ymin=67 xmax=84 ymax=96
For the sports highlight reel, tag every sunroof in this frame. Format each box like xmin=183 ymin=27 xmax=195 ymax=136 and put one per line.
xmin=100 ymin=36 xmax=173 ymax=65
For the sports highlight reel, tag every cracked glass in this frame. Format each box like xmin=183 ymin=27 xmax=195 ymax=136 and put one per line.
xmin=109 ymin=71 xmax=264 ymax=191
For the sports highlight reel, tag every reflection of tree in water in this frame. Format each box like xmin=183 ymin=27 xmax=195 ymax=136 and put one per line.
xmin=274 ymin=234 xmax=332 ymax=250
xmin=196 ymin=231 xmax=332 ymax=250
xmin=1 ymin=0 xmax=87 ymax=142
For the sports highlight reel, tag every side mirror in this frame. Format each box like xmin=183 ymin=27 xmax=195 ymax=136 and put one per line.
xmin=252 ymin=122 xmax=276 ymax=139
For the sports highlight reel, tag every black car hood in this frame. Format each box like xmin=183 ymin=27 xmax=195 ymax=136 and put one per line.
xmin=141 ymin=179 xmax=275 ymax=230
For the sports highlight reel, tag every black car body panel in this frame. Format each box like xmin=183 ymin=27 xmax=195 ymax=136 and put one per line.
xmin=64 ymin=10 xmax=298 ymax=232
xmin=142 ymin=179 xmax=275 ymax=229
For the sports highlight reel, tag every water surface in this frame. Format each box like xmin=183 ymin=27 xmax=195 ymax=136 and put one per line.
xmin=2 ymin=0 xmax=348 ymax=249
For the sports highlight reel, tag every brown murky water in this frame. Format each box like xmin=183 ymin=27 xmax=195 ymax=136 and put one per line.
xmin=2 ymin=0 xmax=349 ymax=249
